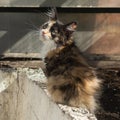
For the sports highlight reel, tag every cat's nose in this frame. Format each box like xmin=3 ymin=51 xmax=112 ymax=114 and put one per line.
xmin=42 ymin=31 xmax=49 ymax=35
xmin=42 ymin=31 xmax=46 ymax=35
xmin=41 ymin=31 xmax=46 ymax=37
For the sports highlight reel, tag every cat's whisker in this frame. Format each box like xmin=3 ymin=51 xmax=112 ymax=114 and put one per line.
xmin=25 ymin=21 xmax=40 ymax=31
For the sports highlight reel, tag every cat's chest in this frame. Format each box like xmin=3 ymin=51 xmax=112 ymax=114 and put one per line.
xmin=40 ymin=40 xmax=57 ymax=59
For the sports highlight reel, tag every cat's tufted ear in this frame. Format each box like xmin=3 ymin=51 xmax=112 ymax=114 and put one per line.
xmin=46 ymin=7 xmax=58 ymax=21
xmin=65 ymin=21 xmax=77 ymax=32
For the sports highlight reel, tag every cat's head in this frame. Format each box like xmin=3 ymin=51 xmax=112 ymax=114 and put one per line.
xmin=40 ymin=8 xmax=77 ymax=46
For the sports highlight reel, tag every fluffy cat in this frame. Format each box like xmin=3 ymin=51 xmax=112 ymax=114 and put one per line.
xmin=40 ymin=8 xmax=102 ymax=113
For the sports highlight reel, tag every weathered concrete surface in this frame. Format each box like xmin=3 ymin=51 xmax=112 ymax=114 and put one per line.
xmin=0 ymin=69 xmax=71 ymax=120
xmin=0 ymin=0 xmax=120 ymax=7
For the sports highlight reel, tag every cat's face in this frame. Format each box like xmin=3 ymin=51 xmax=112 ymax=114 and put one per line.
xmin=40 ymin=8 xmax=77 ymax=46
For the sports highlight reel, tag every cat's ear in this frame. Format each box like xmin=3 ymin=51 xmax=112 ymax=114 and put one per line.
xmin=46 ymin=7 xmax=58 ymax=21
xmin=65 ymin=22 xmax=77 ymax=32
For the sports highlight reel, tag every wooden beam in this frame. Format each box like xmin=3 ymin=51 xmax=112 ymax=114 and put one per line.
xmin=0 ymin=60 xmax=45 ymax=69
xmin=84 ymin=54 xmax=120 ymax=61
xmin=1 ymin=53 xmax=120 ymax=61
xmin=1 ymin=53 xmax=120 ymax=69
xmin=0 ymin=60 xmax=120 ymax=69
xmin=0 ymin=53 xmax=41 ymax=59
xmin=88 ymin=61 xmax=120 ymax=69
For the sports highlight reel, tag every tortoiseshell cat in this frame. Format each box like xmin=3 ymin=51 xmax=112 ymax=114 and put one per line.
xmin=40 ymin=8 xmax=102 ymax=112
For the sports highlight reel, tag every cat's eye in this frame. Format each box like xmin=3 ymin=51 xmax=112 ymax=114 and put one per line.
xmin=42 ymin=23 xmax=48 ymax=29
xmin=51 ymin=29 xmax=58 ymax=35
xmin=54 ymin=30 xmax=58 ymax=33
xmin=52 ymin=31 xmax=55 ymax=35
xmin=52 ymin=29 xmax=58 ymax=33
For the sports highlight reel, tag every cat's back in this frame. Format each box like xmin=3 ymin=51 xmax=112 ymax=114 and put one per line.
xmin=45 ymin=42 xmax=90 ymax=76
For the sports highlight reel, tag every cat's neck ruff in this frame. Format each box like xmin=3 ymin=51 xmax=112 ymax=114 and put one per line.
xmin=40 ymin=40 xmax=57 ymax=59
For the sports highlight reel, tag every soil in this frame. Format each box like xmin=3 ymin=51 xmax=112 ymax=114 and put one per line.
xmin=96 ymin=68 xmax=120 ymax=120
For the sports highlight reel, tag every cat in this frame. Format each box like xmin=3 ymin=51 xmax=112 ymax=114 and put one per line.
xmin=39 ymin=8 xmax=102 ymax=113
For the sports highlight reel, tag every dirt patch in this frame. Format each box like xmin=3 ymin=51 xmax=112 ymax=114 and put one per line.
xmin=96 ymin=68 xmax=120 ymax=120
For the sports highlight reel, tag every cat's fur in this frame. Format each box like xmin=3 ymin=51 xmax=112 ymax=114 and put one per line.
xmin=40 ymin=8 xmax=102 ymax=112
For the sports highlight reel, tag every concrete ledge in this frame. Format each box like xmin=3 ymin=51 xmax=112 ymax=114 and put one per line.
xmin=0 ymin=68 xmax=71 ymax=120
